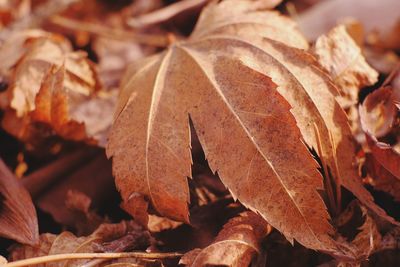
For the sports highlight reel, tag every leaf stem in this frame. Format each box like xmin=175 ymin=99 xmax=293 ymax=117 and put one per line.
xmin=49 ymin=15 xmax=171 ymax=47
xmin=3 ymin=252 xmax=182 ymax=267
xmin=127 ymin=0 xmax=209 ymax=28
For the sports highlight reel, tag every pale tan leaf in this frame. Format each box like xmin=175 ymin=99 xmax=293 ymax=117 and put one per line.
xmin=0 ymin=30 xmax=116 ymax=146
xmin=0 ymin=29 xmax=63 ymax=77
xmin=313 ymin=25 xmax=378 ymax=108
xmin=180 ymin=212 xmax=271 ymax=267
xmin=303 ymin=25 xmax=397 ymax=225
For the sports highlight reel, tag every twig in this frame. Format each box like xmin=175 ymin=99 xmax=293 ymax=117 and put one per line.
xmin=127 ymin=0 xmax=209 ymax=28
xmin=3 ymin=252 xmax=182 ymax=267
xmin=49 ymin=15 xmax=171 ymax=47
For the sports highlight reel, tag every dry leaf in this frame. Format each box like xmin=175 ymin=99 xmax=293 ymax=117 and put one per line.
xmin=93 ymin=37 xmax=151 ymax=88
xmin=9 ymin=233 xmax=57 ymax=264
xmin=9 ymin=220 xmax=151 ymax=267
xmin=333 ymin=201 xmax=381 ymax=262
xmin=64 ymin=190 xmax=106 ymax=236
xmin=197 ymin=1 xmax=397 ymax=228
xmin=360 ymin=83 xmax=400 ymax=180
xmin=36 ymin=152 xmax=115 ymax=232
xmin=0 ymin=30 xmax=116 ymax=146
xmin=364 ymin=48 xmax=399 ymax=75
xmin=313 ymin=25 xmax=378 ymax=108
xmin=351 ymin=205 xmax=382 ymax=259
xmin=147 ymin=215 xmax=183 ymax=233
xmin=180 ymin=212 xmax=271 ymax=267
xmin=359 ymin=87 xmax=399 ymax=138
xmin=365 ymin=154 xmax=400 ymax=202
xmin=366 ymin=135 xmax=400 ymax=180
xmin=0 ymin=0 xmax=31 ymax=29
xmin=106 ymin=0 xmax=387 ymax=255
xmin=0 ymin=158 xmax=38 ymax=245
xmin=0 ymin=29 xmax=60 ymax=77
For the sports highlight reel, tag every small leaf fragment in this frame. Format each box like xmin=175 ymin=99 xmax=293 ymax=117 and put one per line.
xmin=180 ymin=212 xmax=271 ymax=267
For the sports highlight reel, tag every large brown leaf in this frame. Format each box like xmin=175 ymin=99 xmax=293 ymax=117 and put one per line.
xmin=107 ymin=0 xmax=391 ymax=253
xmin=0 ymin=159 xmax=38 ymax=245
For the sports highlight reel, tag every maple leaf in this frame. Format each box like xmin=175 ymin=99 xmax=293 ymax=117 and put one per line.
xmin=107 ymin=0 xmax=395 ymax=253
xmin=180 ymin=211 xmax=271 ymax=267
xmin=0 ymin=159 xmax=38 ymax=245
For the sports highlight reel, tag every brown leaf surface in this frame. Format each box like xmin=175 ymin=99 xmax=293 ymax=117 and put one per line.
xmin=360 ymin=83 xmax=400 ymax=180
xmin=359 ymin=87 xmax=399 ymax=138
xmin=351 ymin=206 xmax=382 ymax=259
xmin=310 ymin=25 xmax=397 ymax=225
xmin=108 ymin=0 xmax=396 ymax=253
xmin=0 ymin=30 xmax=116 ymax=146
xmin=0 ymin=159 xmax=38 ymax=245
xmin=180 ymin=212 xmax=271 ymax=267
xmin=298 ymin=0 xmax=400 ymax=41
xmin=313 ymin=25 xmax=378 ymax=108
xmin=365 ymin=154 xmax=400 ymax=202
xmin=36 ymin=152 xmax=115 ymax=233
xmin=106 ymin=0 xmax=375 ymax=254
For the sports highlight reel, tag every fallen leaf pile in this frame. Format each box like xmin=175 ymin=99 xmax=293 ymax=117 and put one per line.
xmin=0 ymin=29 xmax=116 ymax=147
xmin=1 ymin=0 xmax=400 ymax=266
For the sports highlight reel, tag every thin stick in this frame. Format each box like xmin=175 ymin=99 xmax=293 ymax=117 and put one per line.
xmin=49 ymin=15 xmax=170 ymax=47
xmin=127 ymin=0 xmax=209 ymax=28
xmin=3 ymin=252 xmax=182 ymax=267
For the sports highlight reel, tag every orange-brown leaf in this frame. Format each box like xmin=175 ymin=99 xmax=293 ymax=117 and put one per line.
xmin=0 ymin=30 xmax=116 ymax=146
xmin=108 ymin=0 xmax=343 ymax=253
xmin=180 ymin=212 xmax=271 ymax=267
xmin=0 ymin=159 xmax=38 ymax=245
